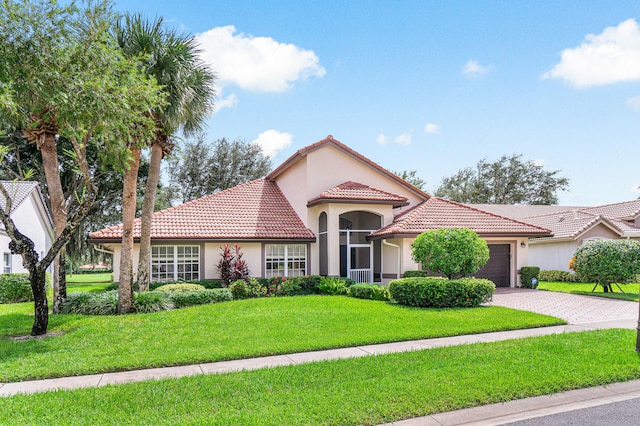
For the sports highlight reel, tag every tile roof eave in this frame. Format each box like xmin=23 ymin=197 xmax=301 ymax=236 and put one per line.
xmin=89 ymin=236 xmax=317 ymax=244
xmin=369 ymin=230 xmax=552 ymax=240
xmin=307 ymin=198 xmax=409 ymax=208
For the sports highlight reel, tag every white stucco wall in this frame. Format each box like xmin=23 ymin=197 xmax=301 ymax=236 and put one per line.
xmin=528 ymin=240 xmax=578 ymax=272
xmin=204 ymin=242 xmax=262 ymax=280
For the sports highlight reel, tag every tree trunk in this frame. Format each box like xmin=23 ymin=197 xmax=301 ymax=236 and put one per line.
xmin=118 ymin=147 xmax=140 ymax=314
xmin=39 ymin=133 xmax=67 ymax=313
xmin=30 ymin=266 xmax=49 ymax=336
xmin=136 ymin=142 xmax=163 ymax=292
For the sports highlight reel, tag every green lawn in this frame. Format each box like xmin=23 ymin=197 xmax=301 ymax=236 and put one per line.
xmin=538 ymin=282 xmax=640 ymax=302
xmin=1 ymin=329 xmax=638 ymax=425
xmin=65 ymin=273 xmax=113 ymax=284
xmin=0 ymin=296 xmax=564 ymax=382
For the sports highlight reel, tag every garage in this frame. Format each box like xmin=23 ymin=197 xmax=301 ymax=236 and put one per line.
xmin=476 ymin=244 xmax=511 ymax=287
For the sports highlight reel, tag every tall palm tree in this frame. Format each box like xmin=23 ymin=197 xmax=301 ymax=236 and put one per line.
xmin=115 ymin=15 xmax=215 ymax=297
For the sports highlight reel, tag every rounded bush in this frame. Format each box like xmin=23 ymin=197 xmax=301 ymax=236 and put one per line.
xmin=348 ymin=284 xmax=390 ymax=301
xmin=519 ymin=266 xmax=540 ymax=289
xmin=411 ymin=228 xmax=489 ymax=279
xmin=0 ymin=273 xmax=33 ymax=303
xmin=388 ymin=277 xmax=495 ymax=308
xmin=169 ymin=288 xmax=232 ymax=308
xmin=539 ymin=270 xmax=578 ymax=283
xmin=155 ymin=283 xmax=206 ymax=293
xmin=229 ymin=280 xmax=249 ymax=300
xmin=573 ymin=239 xmax=640 ymax=291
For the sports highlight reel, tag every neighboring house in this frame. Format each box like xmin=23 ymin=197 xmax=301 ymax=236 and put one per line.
xmin=0 ymin=181 xmax=54 ymax=275
xmin=89 ymin=136 xmax=551 ymax=287
xmin=471 ymin=201 xmax=640 ymax=272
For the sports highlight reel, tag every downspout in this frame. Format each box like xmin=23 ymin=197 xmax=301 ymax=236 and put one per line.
xmin=382 ymin=239 xmax=401 ymax=282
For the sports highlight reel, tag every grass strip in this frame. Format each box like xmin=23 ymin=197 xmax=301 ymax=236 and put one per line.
xmin=538 ymin=282 xmax=639 ymax=302
xmin=0 ymin=329 xmax=638 ymax=425
xmin=65 ymin=273 xmax=113 ymax=284
xmin=0 ymin=296 xmax=563 ymax=382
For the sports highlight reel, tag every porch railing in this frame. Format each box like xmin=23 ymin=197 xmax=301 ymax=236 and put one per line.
xmin=349 ymin=269 xmax=372 ymax=283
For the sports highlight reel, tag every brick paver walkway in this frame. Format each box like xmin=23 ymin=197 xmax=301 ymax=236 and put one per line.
xmin=489 ymin=289 xmax=638 ymax=324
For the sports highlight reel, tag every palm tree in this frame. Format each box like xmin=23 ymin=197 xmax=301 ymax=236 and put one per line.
xmin=115 ymin=15 xmax=215 ymax=297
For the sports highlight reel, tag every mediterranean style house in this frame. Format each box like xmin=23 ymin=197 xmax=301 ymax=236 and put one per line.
xmin=89 ymin=136 xmax=551 ymax=287
xmin=472 ymin=201 xmax=640 ymax=272
xmin=0 ymin=181 xmax=54 ymax=275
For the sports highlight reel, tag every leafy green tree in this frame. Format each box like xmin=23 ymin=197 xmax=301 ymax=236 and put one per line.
xmin=393 ymin=170 xmax=427 ymax=190
xmin=434 ymin=153 xmax=569 ymax=204
xmin=411 ymin=228 xmax=490 ymax=279
xmin=0 ymin=0 xmax=161 ymax=334
xmin=115 ymin=14 xmax=216 ymax=296
xmin=167 ymin=136 xmax=272 ymax=204
xmin=573 ymin=239 xmax=640 ymax=293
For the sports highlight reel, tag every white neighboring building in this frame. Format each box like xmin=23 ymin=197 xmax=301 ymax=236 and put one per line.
xmin=0 ymin=181 xmax=54 ymax=274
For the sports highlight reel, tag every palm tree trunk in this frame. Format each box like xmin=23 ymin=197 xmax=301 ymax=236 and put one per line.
xmin=118 ymin=146 xmax=140 ymax=314
xmin=136 ymin=142 xmax=163 ymax=292
xmin=39 ymin=133 xmax=67 ymax=314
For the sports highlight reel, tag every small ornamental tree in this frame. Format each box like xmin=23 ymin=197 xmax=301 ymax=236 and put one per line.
xmin=573 ymin=239 xmax=640 ymax=293
xmin=217 ymin=244 xmax=250 ymax=287
xmin=411 ymin=228 xmax=490 ymax=279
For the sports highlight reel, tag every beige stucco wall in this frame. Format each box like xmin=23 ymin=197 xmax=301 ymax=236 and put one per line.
xmin=204 ymin=242 xmax=262 ymax=280
xmin=577 ymin=225 xmax=620 ymax=243
xmin=528 ymin=240 xmax=576 ymax=272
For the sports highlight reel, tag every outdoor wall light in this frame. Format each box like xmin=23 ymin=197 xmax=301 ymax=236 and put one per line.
xmin=520 ymin=241 xmax=527 ymax=248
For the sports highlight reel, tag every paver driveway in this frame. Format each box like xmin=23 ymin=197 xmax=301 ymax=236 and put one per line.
xmin=489 ymin=289 xmax=638 ymax=325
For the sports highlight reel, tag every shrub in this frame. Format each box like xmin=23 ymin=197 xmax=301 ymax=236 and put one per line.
xmin=403 ymin=270 xmax=429 ymax=278
xmin=0 ymin=273 xmax=33 ymax=303
xmin=519 ymin=266 xmax=540 ymax=289
xmin=573 ymin=239 xmax=640 ymax=292
xmin=217 ymin=244 xmax=250 ymax=287
xmin=388 ymin=277 xmax=495 ymax=308
xmin=539 ymin=270 xmax=578 ymax=282
xmin=133 ymin=291 xmax=174 ymax=313
xmin=411 ymin=228 xmax=489 ymax=279
xmin=229 ymin=279 xmax=249 ymax=300
xmin=192 ymin=280 xmax=223 ymax=289
xmin=275 ymin=278 xmax=303 ymax=297
xmin=348 ymin=283 xmax=390 ymax=301
xmin=168 ymin=289 xmax=232 ymax=308
xmin=60 ymin=291 xmax=118 ymax=315
xmin=155 ymin=283 xmax=206 ymax=293
xmin=289 ymin=275 xmax=324 ymax=294
xmin=317 ymin=277 xmax=349 ymax=295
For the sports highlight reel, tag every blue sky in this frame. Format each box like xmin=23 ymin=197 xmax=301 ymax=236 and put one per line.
xmin=115 ymin=0 xmax=640 ymax=206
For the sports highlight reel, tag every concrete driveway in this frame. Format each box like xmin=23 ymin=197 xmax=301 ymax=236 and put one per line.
xmin=489 ymin=289 xmax=638 ymax=327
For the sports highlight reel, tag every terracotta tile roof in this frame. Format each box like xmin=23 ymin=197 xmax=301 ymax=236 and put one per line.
xmin=307 ymin=181 xmax=409 ymax=207
xmin=267 ymin=135 xmax=430 ymax=201
xmin=89 ymin=178 xmax=315 ymax=241
xmin=370 ymin=197 xmax=551 ymax=238
xmin=469 ymin=204 xmax=586 ymax=220
xmin=0 ymin=181 xmax=39 ymax=213
xmin=581 ymin=200 xmax=640 ymax=220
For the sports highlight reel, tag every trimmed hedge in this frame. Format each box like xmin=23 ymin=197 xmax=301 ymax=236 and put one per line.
xmin=403 ymin=270 xmax=429 ymax=278
xmin=520 ymin=266 xmax=540 ymax=289
xmin=348 ymin=284 xmax=390 ymax=301
xmin=168 ymin=289 xmax=232 ymax=308
xmin=389 ymin=277 xmax=495 ymax=308
xmin=155 ymin=283 xmax=206 ymax=293
xmin=539 ymin=270 xmax=579 ymax=283
xmin=0 ymin=273 xmax=32 ymax=303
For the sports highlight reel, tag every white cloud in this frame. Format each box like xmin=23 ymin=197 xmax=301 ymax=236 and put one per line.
xmin=394 ymin=133 xmax=412 ymax=145
xmin=631 ymin=184 xmax=640 ymax=194
xmin=462 ymin=60 xmax=493 ymax=78
xmin=424 ymin=123 xmax=441 ymax=134
xmin=196 ymin=25 xmax=326 ymax=93
xmin=252 ymin=130 xmax=293 ymax=158
xmin=376 ymin=133 xmax=388 ymax=145
xmin=542 ymin=19 xmax=640 ymax=88
xmin=213 ymin=93 xmax=239 ymax=113
xmin=626 ymin=95 xmax=640 ymax=112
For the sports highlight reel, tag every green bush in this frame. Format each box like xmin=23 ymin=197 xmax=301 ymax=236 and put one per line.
xmin=411 ymin=228 xmax=489 ymax=279
xmin=388 ymin=277 xmax=495 ymax=308
xmin=539 ymin=270 xmax=579 ymax=283
xmin=402 ymin=270 xmax=429 ymax=278
xmin=155 ymin=283 xmax=206 ymax=293
xmin=229 ymin=280 xmax=249 ymax=300
xmin=317 ymin=277 xmax=349 ymax=295
xmin=133 ymin=291 xmax=174 ymax=313
xmin=0 ymin=273 xmax=33 ymax=303
xmin=275 ymin=278 xmax=303 ymax=296
xmin=60 ymin=291 xmax=118 ymax=315
xmin=573 ymin=239 xmax=640 ymax=292
xmin=519 ymin=266 xmax=540 ymax=289
xmin=348 ymin=284 xmax=390 ymax=301
xmin=168 ymin=289 xmax=232 ymax=308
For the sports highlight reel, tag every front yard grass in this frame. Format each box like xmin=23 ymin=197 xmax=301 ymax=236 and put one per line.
xmin=538 ymin=282 xmax=639 ymax=302
xmin=1 ymin=329 xmax=638 ymax=425
xmin=0 ymin=295 xmax=564 ymax=382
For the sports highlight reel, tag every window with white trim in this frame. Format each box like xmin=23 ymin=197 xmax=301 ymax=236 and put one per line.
xmin=2 ymin=253 xmax=11 ymax=274
xmin=151 ymin=245 xmax=200 ymax=282
xmin=265 ymin=244 xmax=307 ymax=278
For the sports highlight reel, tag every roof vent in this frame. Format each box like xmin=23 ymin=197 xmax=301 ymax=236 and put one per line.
xmin=559 ymin=215 xmax=565 ymax=222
